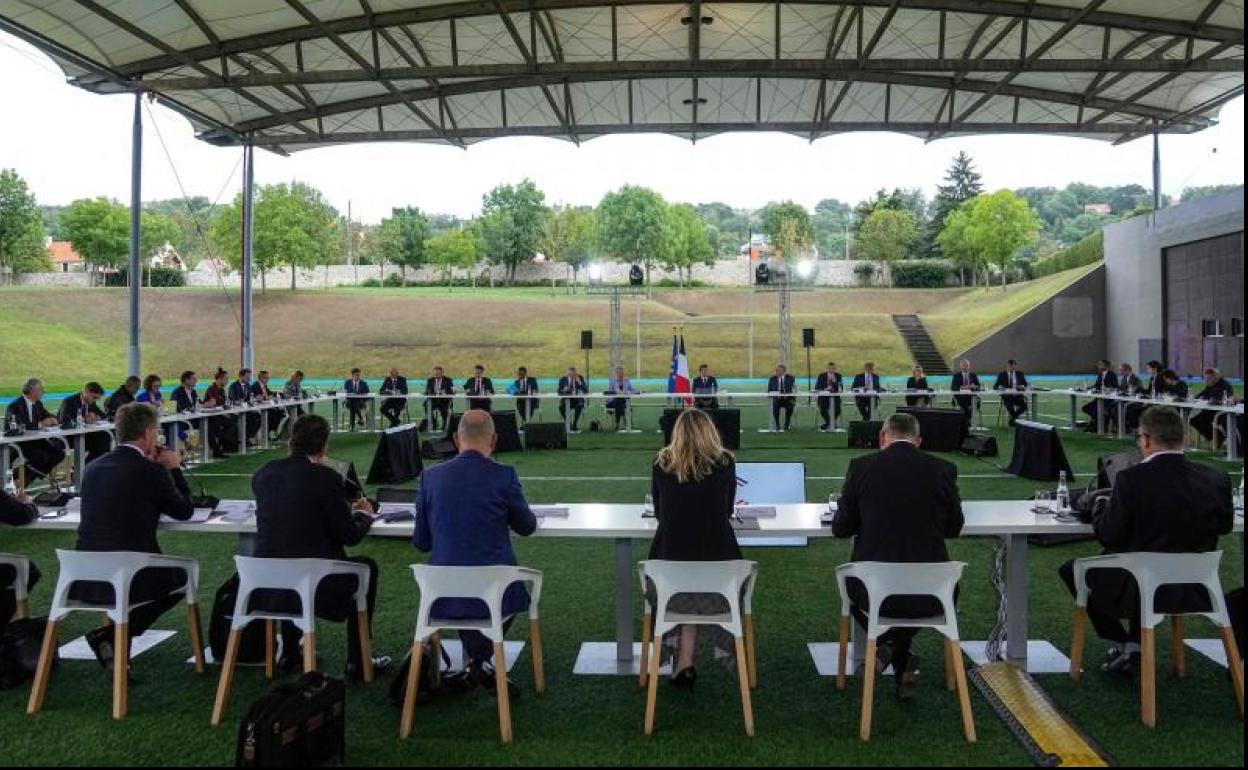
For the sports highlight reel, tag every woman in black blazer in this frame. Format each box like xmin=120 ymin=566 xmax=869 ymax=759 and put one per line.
xmin=905 ymin=365 xmax=932 ymax=407
xmin=647 ymin=409 xmax=742 ymax=687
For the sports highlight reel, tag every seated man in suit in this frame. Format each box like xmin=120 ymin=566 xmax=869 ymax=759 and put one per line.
xmin=464 ymin=364 xmax=495 ymax=413
xmin=250 ymin=370 xmax=284 ymax=442
xmin=1143 ymin=360 xmax=1166 ymax=399
xmin=1190 ymin=368 xmax=1234 ymax=445
xmin=378 ymin=367 xmax=408 ymax=428
xmin=424 ymin=366 xmax=454 ymax=432
xmin=511 ymin=366 xmax=539 ymax=426
xmin=1160 ymin=369 xmax=1188 ymax=401
xmin=605 ymin=366 xmax=639 ymax=429
xmin=851 ymin=362 xmax=882 ymax=421
xmin=692 ymin=364 xmax=720 ymax=410
xmin=993 ymin=359 xmax=1030 ymax=426
xmin=4 ymin=378 xmax=66 ymax=482
xmin=1 ymin=487 xmax=40 ymax=629
xmin=1058 ymin=406 xmax=1233 ymax=675
xmin=815 ymin=362 xmax=843 ymax=431
xmin=57 ymin=381 xmax=111 ymax=465
xmin=252 ymin=414 xmax=389 ymax=678
xmin=766 ymin=364 xmax=797 ymax=431
xmin=950 ymin=358 xmax=982 ymax=422
xmin=202 ymin=368 xmax=239 ymax=458
xmin=832 ymin=412 xmax=964 ymax=699
xmin=104 ymin=376 xmax=141 ymax=419
xmin=229 ymin=368 xmax=261 ymax=443
xmin=1082 ymin=359 xmax=1119 ymax=432
xmin=414 ymin=410 xmax=537 ymax=689
xmin=72 ymin=403 xmax=195 ymax=672
xmin=557 ymin=366 xmax=588 ymax=433
xmin=343 ymin=367 xmax=370 ymax=430
xmin=169 ymin=370 xmax=201 ymax=450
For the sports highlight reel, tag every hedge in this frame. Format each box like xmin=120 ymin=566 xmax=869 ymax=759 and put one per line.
xmin=103 ymin=266 xmax=187 ymax=287
xmin=1032 ymin=231 xmax=1103 ymax=278
xmin=891 ymin=260 xmax=954 ymax=288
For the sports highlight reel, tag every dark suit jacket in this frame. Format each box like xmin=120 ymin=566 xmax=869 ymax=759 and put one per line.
xmin=512 ymin=377 xmax=539 ymax=395
xmin=251 ymin=381 xmax=274 ymax=400
xmin=1146 ymin=375 xmax=1165 ymax=398
xmin=649 ymin=458 xmax=741 ymax=562
xmin=1091 ymin=453 xmax=1233 ymax=611
xmin=833 ymin=442 xmax=964 ymax=563
xmin=172 ymin=385 xmax=199 ymax=412
xmin=414 ymin=450 xmax=537 ymax=618
xmin=74 ymin=446 xmax=194 ymax=602
xmin=767 ymin=375 xmax=796 ymax=404
xmin=228 ymin=381 xmax=253 ymax=402
xmin=1092 ymin=370 xmax=1119 ymax=392
xmin=557 ymin=376 xmax=587 ymax=396
xmin=5 ymin=398 xmax=52 ymax=430
xmin=692 ymin=375 xmax=719 ymax=394
xmin=464 ymin=377 xmax=495 ymax=396
xmin=905 ymin=376 xmax=931 ymax=392
xmin=57 ymin=393 xmax=105 ymax=428
xmin=815 ymin=372 xmax=843 ymax=392
xmin=381 ymin=376 xmax=408 ymax=396
xmin=424 ymin=377 xmax=453 ymax=396
xmin=1165 ymin=379 xmax=1189 ymax=400
xmin=1 ymin=490 xmax=37 ymax=526
xmin=103 ymin=387 xmax=135 ymax=418
xmin=851 ymin=373 xmax=881 ymax=392
xmin=1197 ymin=379 xmax=1234 ymax=403
xmin=253 ymin=455 xmax=372 ymax=561
xmin=951 ymin=372 xmax=981 ymax=392
xmin=994 ymin=371 xmax=1029 ymax=390
xmin=343 ymin=378 xmax=370 ymax=396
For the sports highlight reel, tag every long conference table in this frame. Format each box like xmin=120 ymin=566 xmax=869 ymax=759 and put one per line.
xmin=25 ymin=499 xmax=1246 ymax=676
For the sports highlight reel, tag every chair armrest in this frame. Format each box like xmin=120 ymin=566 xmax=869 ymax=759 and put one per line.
xmin=1071 ymin=554 xmax=1136 ymax=607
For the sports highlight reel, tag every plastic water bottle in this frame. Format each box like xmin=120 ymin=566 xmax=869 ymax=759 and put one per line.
xmin=1056 ymin=471 xmax=1070 ymax=513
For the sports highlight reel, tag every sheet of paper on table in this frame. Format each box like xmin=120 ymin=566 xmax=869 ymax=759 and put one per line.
xmin=735 ymin=506 xmax=777 ymax=519
xmin=216 ymin=500 xmax=255 ymax=521
xmin=377 ymin=503 xmax=416 ymax=522
xmin=533 ymin=506 xmax=570 ymax=518
xmin=163 ymin=507 xmax=215 ymax=524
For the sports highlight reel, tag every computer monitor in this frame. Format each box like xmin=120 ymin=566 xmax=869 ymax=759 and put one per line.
xmin=733 ymin=462 xmax=806 ymax=505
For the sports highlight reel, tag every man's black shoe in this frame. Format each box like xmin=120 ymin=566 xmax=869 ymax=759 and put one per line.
xmin=346 ymin=654 xmax=394 ymax=680
xmin=896 ymin=654 xmax=921 ymax=700
xmin=1101 ymin=647 xmax=1140 ymax=677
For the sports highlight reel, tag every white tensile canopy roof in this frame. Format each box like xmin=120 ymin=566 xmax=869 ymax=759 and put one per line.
xmin=0 ymin=0 xmax=1242 ymax=153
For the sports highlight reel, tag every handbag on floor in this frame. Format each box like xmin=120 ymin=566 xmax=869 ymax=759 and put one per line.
xmin=235 ymin=672 xmax=345 ymax=767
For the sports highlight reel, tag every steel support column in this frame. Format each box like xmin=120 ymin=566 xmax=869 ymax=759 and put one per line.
xmin=127 ymin=93 xmax=143 ymax=377
xmin=241 ymin=143 xmax=256 ymax=371
xmin=1152 ymin=120 xmax=1162 ymax=210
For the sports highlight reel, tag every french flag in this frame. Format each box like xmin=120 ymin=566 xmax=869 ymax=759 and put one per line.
xmin=668 ymin=334 xmax=691 ymax=404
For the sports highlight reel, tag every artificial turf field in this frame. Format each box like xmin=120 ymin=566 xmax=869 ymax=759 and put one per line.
xmin=0 ymin=390 xmax=1243 ymax=767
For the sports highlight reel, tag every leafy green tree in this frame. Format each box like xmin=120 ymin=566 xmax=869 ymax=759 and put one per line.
xmin=857 ymin=209 xmax=918 ymax=271
xmin=939 ymin=191 xmax=1039 ymax=288
xmin=140 ymin=211 xmax=181 ymax=261
xmin=480 ymin=179 xmax=547 ymax=284
xmin=759 ymin=200 xmax=814 ymax=260
xmin=923 ymin=151 xmax=983 ymax=258
xmin=1180 ymin=184 xmax=1240 ymax=204
xmin=694 ymin=202 xmax=750 ymax=257
xmin=665 ymin=203 xmax=715 ymax=284
xmin=425 ymin=228 xmax=481 ymax=285
xmin=0 ymin=168 xmax=50 ymax=274
xmin=540 ymin=206 xmax=596 ymax=284
xmin=210 ymin=182 xmax=340 ymax=293
xmin=144 ymin=196 xmax=222 ymax=267
xmin=379 ymin=207 xmax=430 ymax=281
xmin=936 ymin=206 xmax=982 ymax=284
xmin=812 ymin=198 xmax=853 ymax=260
xmin=596 ymin=185 xmax=671 ymax=287
xmin=62 ymin=197 xmax=129 ymax=272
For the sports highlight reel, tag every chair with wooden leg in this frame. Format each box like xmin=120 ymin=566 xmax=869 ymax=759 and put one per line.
xmin=639 ymin=559 xmax=759 ymax=737
xmin=27 ymin=549 xmax=202 ymax=720
xmin=1068 ymin=550 xmax=1244 ymax=728
xmin=210 ymin=556 xmax=375 ymax=726
xmin=0 ymin=554 xmax=33 ymax=621
xmin=398 ymin=564 xmax=544 ymax=744
xmin=834 ymin=561 xmax=974 ymax=743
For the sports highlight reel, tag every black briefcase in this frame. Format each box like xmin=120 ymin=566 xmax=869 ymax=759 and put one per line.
xmin=959 ymin=435 xmax=999 ymax=457
xmin=235 ymin=672 xmax=345 ymax=767
xmin=523 ymin=422 xmax=567 ymax=450
xmin=420 ymin=438 xmax=457 ymax=460
xmin=848 ymin=421 xmax=882 ymax=449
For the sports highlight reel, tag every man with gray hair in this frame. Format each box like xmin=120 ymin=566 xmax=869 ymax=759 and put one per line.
xmin=1058 ymin=406 xmax=1233 ymax=676
xmin=950 ymin=358 xmax=982 ymax=422
xmin=833 ymin=412 xmax=964 ymax=700
xmin=414 ymin=410 xmax=537 ymax=693
xmin=3 ymin=377 xmax=65 ymax=481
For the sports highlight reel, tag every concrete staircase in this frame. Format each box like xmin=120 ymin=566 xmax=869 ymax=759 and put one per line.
xmin=892 ymin=314 xmax=951 ymax=375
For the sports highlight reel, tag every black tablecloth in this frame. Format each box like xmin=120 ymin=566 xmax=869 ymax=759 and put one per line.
xmin=659 ymin=408 xmax=741 ymax=450
xmin=366 ymin=424 xmax=424 ymax=484
xmin=895 ymin=406 xmax=968 ymax=452
xmin=1006 ymin=420 xmax=1075 ymax=482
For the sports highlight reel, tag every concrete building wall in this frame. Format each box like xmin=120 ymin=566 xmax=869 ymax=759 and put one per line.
xmin=958 ymin=266 xmax=1107 ymax=375
xmin=1104 ymin=187 xmax=1244 ymax=372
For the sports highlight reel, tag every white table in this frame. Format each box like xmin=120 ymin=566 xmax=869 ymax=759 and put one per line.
xmin=1055 ymin=388 xmax=1242 ymax=460
xmin=37 ymin=499 xmax=1235 ymax=677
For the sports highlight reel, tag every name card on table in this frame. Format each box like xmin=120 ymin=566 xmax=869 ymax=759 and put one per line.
xmin=735 ymin=506 xmax=777 ymax=519
xmin=533 ymin=506 xmax=570 ymax=519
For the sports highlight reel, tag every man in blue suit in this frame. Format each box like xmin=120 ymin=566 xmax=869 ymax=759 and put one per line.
xmin=414 ymin=410 xmax=537 ymax=692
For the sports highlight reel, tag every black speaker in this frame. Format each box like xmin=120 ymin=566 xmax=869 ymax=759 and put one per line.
xmin=754 ymin=262 xmax=770 ymax=285
xmin=802 ymin=328 xmax=815 ymax=348
xmin=848 ymin=420 xmax=882 ymax=449
xmin=420 ymin=438 xmax=456 ymax=460
xmin=629 ymin=264 xmax=644 ymax=286
xmin=524 ymin=422 xmax=567 ymax=450
xmin=492 ymin=411 xmax=523 ymax=453
xmin=580 ymin=330 xmax=593 ymax=350
xmin=959 ymin=435 xmax=999 ymax=458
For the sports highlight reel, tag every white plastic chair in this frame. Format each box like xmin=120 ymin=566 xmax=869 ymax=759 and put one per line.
xmin=210 ymin=556 xmax=375 ymax=726
xmin=638 ymin=561 xmax=760 ymax=691
xmin=638 ymin=559 xmax=758 ymax=737
xmin=399 ymin=564 xmax=544 ymax=744
xmin=27 ymin=549 xmax=203 ymax=720
xmin=1068 ymin=551 xmax=1245 ymax=727
xmin=0 ymin=553 xmax=33 ymax=620
xmin=835 ymin=561 xmax=974 ymax=743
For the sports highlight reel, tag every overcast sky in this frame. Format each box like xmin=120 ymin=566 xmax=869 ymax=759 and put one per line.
xmin=1 ymin=32 xmax=1243 ymax=225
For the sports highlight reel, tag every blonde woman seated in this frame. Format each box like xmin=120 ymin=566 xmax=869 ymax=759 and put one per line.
xmin=646 ymin=408 xmax=742 ymax=688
